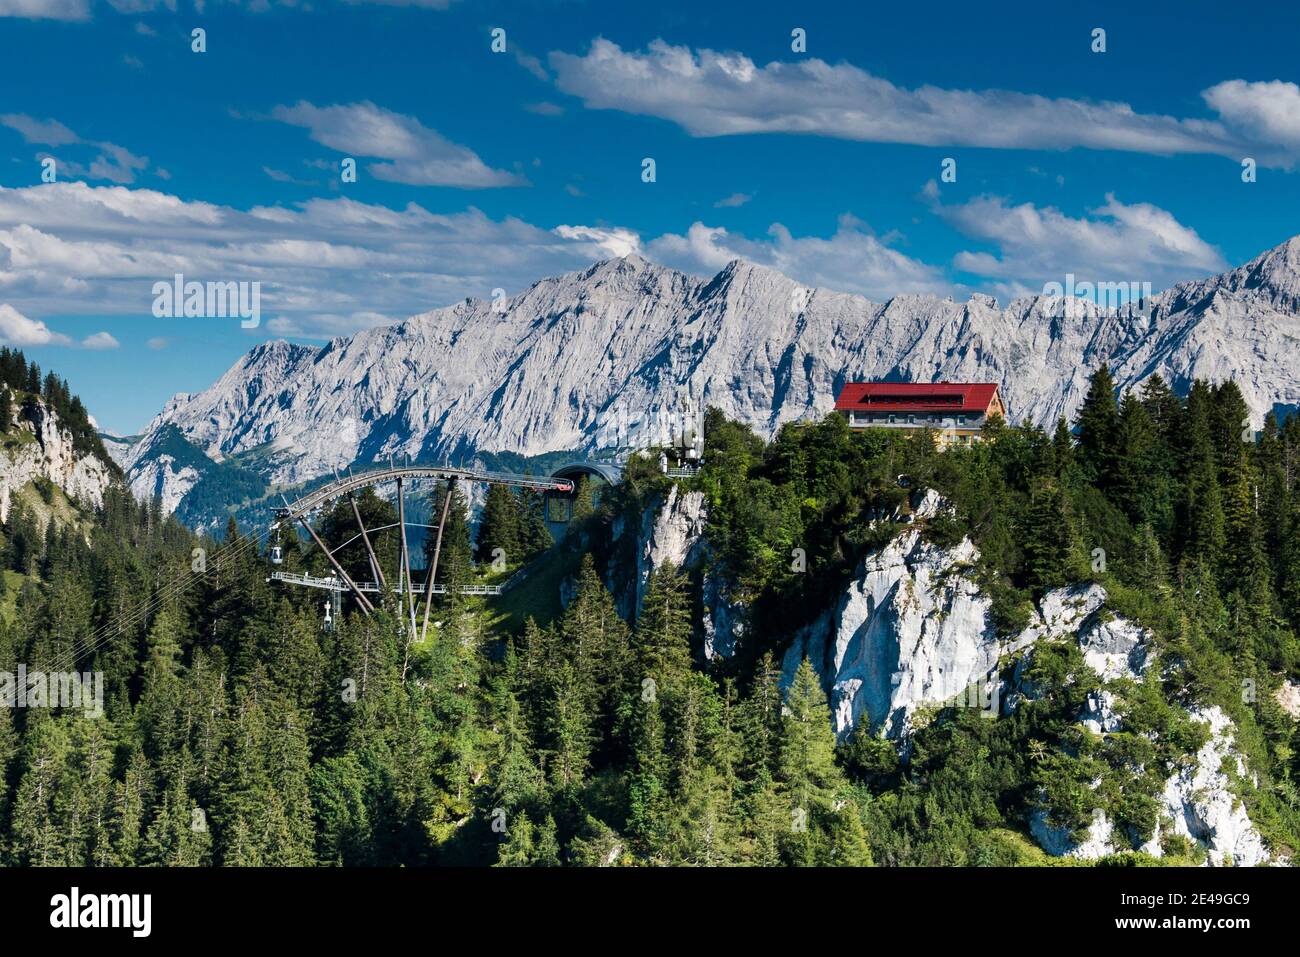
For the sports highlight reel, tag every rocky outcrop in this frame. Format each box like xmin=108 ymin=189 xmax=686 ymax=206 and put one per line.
xmin=781 ymin=490 xmax=1273 ymax=865
xmin=1033 ymin=707 xmax=1273 ymax=866
xmin=634 ymin=483 xmax=707 ymax=615
xmin=0 ymin=390 xmax=115 ymax=523
xmin=1275 ymin=679 xmax=1300 ymax=719
xmin=780 ymin=490 xmax=1003 ymax=740
xmin=1155 ymin=707 xmax=1271 ymax=866
xmin=702 ymin=572 xmax=745 ymax=660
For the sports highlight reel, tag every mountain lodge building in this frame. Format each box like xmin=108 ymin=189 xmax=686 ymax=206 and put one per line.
xmin=834 ymin=381 xmax=1005 ymax=447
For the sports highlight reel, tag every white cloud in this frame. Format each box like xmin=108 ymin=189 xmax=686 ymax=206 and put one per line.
xmin=553 ymin=224 xmax=640 ymax=258
xmin=0 ymin=181 xmax=648 ymax=337
xmin=713 ymin=192 xmax=752 ymax=208
xmin=1202 ymin=80 xmax=1300 ymax=165
xmin=81 ymin=331 xmax=120 ymax=349
xmin=0 ymin=0 xmax=90 ymax=20
xmin=647 ymin=216 xmax=951 ymax=300
xmin=523 ymin=101 xmax=564 ymax=117
xmin=0 ymin=303 xmax=72 ymax=346
xmin=270 ymin=100 xmax=525 ymax=188
xmin=927 ymin=184 xmax=1227 ymax=297
xmin=551 ymin=39 xmax=1300 ymax=167
xmin=1 ymin=113 xmax=151 ymax=184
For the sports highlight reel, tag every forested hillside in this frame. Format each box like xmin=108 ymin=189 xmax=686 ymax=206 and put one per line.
xmin=0 ymin=363 xmax=1297 ymax=866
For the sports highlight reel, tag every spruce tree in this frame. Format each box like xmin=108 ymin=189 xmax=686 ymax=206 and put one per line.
xmin=1075 ymin=365 xmax=1121 ymax=487
xmin=476 ymin=484 xmax=521 ymax=566
xmin=633 ymin=562 xmax=693 ymax=694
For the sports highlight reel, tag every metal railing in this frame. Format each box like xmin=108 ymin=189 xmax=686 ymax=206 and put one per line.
xmin=270 ymin=571 xmax=502 ymax=596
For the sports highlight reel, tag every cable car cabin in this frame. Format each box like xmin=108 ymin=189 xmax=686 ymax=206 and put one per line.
xmin=270 ymin=545 xmax=283 ymax=565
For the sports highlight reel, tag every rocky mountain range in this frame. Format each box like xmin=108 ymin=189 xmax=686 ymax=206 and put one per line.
xmin=119 ymin=235 xmax=1300 ymax=516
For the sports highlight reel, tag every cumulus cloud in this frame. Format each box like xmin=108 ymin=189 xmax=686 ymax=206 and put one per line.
xmin=1202 ymin=79 xmax=1300 ymax=166
xmin=551 ymin=39 xmax=1300 ymax=167
xmin=270 ymin=100 xmax=525 ymax=188
xmin=81 ymin=330 xmax=120 ymax=349
xmin=926 ymin=184 xmax=1227 ymax=298
xmin=0 ymin=303 xmax=72 ymax=346
xmin=647 ymin=216 xmax=951 ymax=300
xmin=0 ymin=181 xmax=647 ymax=337
xmin=0 ymin=302 xmax=119 ymax=350
xmin=553 ymin=224 xmax=640 ymax=258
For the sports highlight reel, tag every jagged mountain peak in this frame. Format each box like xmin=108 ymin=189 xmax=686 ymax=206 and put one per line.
xmin=126 ymin=237 xmax=1300 ymax=508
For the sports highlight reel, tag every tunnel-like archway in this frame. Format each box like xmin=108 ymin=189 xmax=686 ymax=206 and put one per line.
xmin=545 ymin=461 xmax=623 ymax=533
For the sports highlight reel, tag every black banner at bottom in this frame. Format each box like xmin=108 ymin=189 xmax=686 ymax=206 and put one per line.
xmin=0 ymin=864 xmax=1286 ymax=943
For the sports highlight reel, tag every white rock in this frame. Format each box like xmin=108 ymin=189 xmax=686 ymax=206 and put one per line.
xmin=1030 ymin=808 xmax=1117 ymax=859
xmin=1275 ymin=679 xmax=1300 ymax=719
xmin=1158 ymin=707 xmax=1272 ymax=867
xmin=1078 ymin=615 xmax=1150 ymax=682
xmin=635 ymin=483 xmax=707 ymax=614
xmin=781 ymin=522 xmax=998 ymax=740
xmin=0 ymin=391 xmax=114 ymax=524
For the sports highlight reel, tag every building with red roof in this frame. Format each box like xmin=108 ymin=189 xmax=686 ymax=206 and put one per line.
xmin=834 ymin=381 xmax=1006 ymax=447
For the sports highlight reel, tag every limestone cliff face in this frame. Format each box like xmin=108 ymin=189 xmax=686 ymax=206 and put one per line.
xmin=634 ymin=483 xmax=708 ymax=615
xmin=1030 ymin=707 xmax=1273 ymax=867
xmin=783 ymin=498 xmax=1275 ymax=865
xmin=0 ymin=389 xmax=115 ymax=523
xmin=780 ymin=491 xmax=1000 ymax=740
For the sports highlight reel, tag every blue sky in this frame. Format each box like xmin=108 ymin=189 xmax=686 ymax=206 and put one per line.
xmin=1 ymin=0 xmax=1299 ymax=433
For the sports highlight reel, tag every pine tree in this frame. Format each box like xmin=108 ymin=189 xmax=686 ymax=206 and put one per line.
xmin=558 ymin=554 xmax=629 ymax=731
xmin=543 ymin=659 xmax=594 ymax=792
xmin=1115 ymin=390 xmax=1161 ymax=525
xmin=633 ymin=562 xmax=693 ymax=694
xmin=495 ymin=809 xmax=537 ymax=866
xmin=476 ymin=484 xmax=521 ymax=566
xmin=625 ymin=693 xmax=670 ymax=855
xmin=569 ymin=476 xmax=596 ymax=527
xmin=517 ymin=486 xmax=554 ymax=558
xmin=779 ymin=659 xmax=843 ymax=817
xmin=1021 ymin=478 xmax=1076 ymax=594
xmin=824 ymin=799 xmax=874 ymax=866
xmin=1051 ymin=417 xmax=1075 ymax=482
xmin=1075 ymin=365 xmax=1121 ymax=487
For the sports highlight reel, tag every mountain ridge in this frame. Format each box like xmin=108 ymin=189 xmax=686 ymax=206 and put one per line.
xmin=123 ymin=235 xmax=1300 ymax=512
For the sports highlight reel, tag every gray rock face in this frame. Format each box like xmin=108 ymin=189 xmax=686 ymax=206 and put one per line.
xmin=0 ymin=389 xmax=115 ymax=523
xmin=781 ymin=498 xmax=1274 ymax=865
xmin=781 ymin=492 xmax=1000 ymax=740
xmin=1156 ymin=707 xmax=1272 ymax=867
xmin=634 ymin=483 xmax=708 ymax=615
xmin=126 ymin=236 xmax=1300 ymax=507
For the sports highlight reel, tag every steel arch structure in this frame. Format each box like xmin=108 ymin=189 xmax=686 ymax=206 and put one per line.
xmin=270 ymin=462 xmax=574 ymax=650
xmin=273 ymin=463 xmax=572 ymax=524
